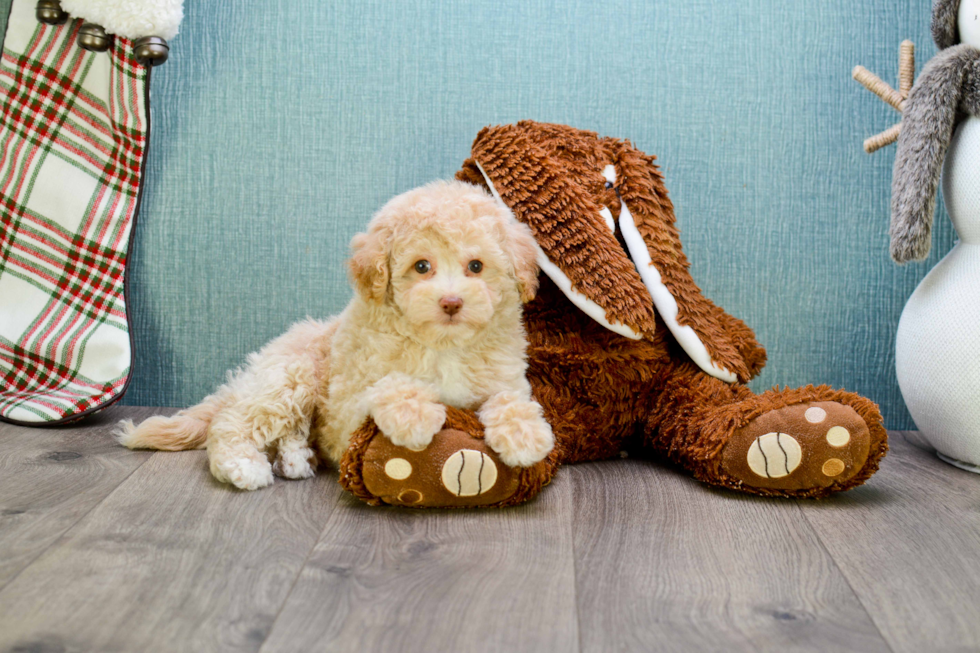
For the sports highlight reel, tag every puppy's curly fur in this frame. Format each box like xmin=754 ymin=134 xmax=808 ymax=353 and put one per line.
xmin=116 ymin=181 xmax=554 ymax=490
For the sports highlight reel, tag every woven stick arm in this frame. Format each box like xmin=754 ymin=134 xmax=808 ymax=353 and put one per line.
xmin=853 ymin=41 xmax=915 ymax=154
xmin=852 ymin=66 xmax=906 ymax=113
xmin=899 ymin=40 xmax=915 ymax=97
xmin=865 ymin=123 xmax=902 ymax=154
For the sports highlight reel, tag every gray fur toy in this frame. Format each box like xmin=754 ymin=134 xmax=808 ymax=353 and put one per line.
xmin=891 ymin=0 xmax=980 ymax=262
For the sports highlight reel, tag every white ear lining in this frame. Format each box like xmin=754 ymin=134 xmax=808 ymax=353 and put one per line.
xmin=474 ymin=161 xmax=642 ymax=340
xmin=599 ymin=207 xmax=616 ymax=233
xmin=532 ymin=251 xmax=642 ymax=340
xmin=617 ymin=201 xmax=738 ymax=383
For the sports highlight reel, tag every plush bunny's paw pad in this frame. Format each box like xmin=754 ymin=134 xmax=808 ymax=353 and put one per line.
xmin=721 ymin=401 xmax=871 ymax=492
xmin=360 ymin=429 xmax=524 ymax=507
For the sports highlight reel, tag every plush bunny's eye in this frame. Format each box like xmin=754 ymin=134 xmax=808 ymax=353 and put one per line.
xmin=604 ymin=181 xmax=614 ymax=189
xmin=414 ymin=260 xmax=431 ymax=274
xmin=467 ymin=260 xmax=483 ymax=274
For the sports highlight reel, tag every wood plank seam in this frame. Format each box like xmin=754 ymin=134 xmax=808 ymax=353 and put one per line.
xmin=791 ymin=500 xmax=897 ymax=653
xmin=568 ymin=478 xmax=584 ymax=653
xmin=257 ymin=491 xmax=347 ymax=653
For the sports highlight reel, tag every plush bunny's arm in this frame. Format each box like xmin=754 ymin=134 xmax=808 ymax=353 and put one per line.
xmin=891 ymin=45 xmax=980 ymax=262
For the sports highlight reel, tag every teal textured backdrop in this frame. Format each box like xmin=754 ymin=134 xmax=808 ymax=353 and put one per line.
xmin=2 ymin=1 xmax=954 ymax=429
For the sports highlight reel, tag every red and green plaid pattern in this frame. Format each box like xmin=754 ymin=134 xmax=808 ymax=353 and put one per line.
xmin=0 ymin=0 xmax=149 ymax=424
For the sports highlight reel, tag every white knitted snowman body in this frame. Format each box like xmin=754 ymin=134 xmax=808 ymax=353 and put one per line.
xmin=895 ymin=0 xmax=980 ymax=471
xmin=896 ymin=116 xmax=980 ymax=471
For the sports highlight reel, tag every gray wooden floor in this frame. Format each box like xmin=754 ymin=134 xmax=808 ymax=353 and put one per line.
xmin=0 ymin=407 xmax=978 ymax=653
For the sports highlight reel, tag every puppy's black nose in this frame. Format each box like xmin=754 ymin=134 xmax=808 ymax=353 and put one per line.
xmin=440 ymin=296 xmax=463 ymax=316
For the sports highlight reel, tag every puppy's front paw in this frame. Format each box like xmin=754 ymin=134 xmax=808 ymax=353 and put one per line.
xmin=484 ymin=416 xmax=554 ymax=468
xmin=480 ymin=395 xmax=554 ymax=468
xmin=373 ymin=398 xmax=447 ymax=451
xmin=367 ymin=373 xmax=447 ymax=451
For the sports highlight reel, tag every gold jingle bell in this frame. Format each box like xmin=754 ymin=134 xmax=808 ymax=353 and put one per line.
xmin=78 ymin=24 xmax=112 ymax=52
xmin=133 ymin=36 xmax=169 ymax=66
xmin=36 ymin=0 xmax=68 ymax=25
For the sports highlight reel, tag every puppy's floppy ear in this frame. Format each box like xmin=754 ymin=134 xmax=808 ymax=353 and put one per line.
xmin=501 ymin=213 xmax=540 ymax=303
xmin=348 ymin=226 xmax=391 ymax=302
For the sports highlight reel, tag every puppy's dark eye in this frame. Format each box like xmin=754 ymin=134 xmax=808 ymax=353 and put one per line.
xmin=467 ymin=260 xmax=483 ymax=274
xmin=414 ymin=260 xmax=431 ymax=274
xmin=604 ymin=181 xmax=614 ymax=189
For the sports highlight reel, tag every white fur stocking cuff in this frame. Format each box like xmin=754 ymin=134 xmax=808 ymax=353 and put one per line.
xmin=59 ymin=0 xmax=184 ymax=40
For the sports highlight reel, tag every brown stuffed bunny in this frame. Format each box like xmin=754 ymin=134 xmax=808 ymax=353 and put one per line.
xmin=341 ymin=121 xmax=888 ymax=507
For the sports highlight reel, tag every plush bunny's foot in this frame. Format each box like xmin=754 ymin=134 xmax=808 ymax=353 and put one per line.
xmin=359 ymin=429 xmax=522 ymax=507
xmin=719 ymin=397 xmax=884 ymax=497
xmin=339 ymin=408 xmax=554 ymax=508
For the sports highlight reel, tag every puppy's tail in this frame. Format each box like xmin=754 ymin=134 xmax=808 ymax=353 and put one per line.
xmin=114 ymin=393 xmax=224 ymax=451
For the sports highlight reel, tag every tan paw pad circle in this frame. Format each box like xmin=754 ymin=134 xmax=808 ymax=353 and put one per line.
xmin=804 ymin=407 xmax=827 ymax=423
xmin=747 ymin=433 xmax=802 ymax=479
xmin=398 ymin=489 xmax=423 ymax=504
xmin=826 ymin=426 xmax=851 ymax=447
xmin=384 ymin=458 xmax=412 ymax=480
xmin=441 ymin=449 xmax=497 ymax=497
xmin=822 ymin=458 xmax=846 ymax=477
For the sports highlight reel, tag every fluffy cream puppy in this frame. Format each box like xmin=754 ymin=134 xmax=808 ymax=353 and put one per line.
xmin=116 ymin=181 xmax=554 ymax=490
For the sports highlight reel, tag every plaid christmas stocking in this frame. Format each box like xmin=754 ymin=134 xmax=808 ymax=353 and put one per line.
xmin=0 ymin=0 xmax=153 ymax=424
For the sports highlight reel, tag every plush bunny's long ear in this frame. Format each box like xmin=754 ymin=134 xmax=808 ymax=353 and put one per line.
xmin=612 ymin=141 xmax=753 ymax=383
xmin=460 ymin=122 xmax=759 ymax=383
xmin=891 ymin=45 xmax=980 ymax=263
xmin=463 ymin=124 xmax=659 ymax=342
